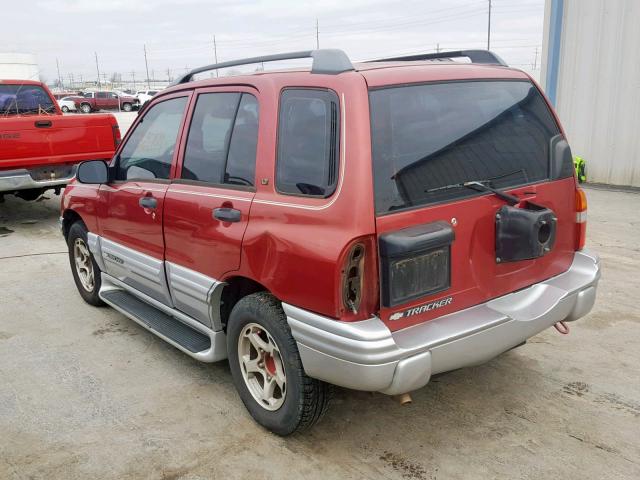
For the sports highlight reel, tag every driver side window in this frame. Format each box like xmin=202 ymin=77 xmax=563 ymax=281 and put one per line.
xmin=116 ymin=96 xmax=188 ymax=181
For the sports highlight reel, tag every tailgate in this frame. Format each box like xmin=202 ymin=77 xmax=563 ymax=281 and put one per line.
xmin=369 ymin=79 xmax=577 ymax=331
xmin=0 ymin=114 xmax=118 ymax=170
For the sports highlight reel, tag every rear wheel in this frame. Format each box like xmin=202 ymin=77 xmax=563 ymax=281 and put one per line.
xmin=227 ymin=292 xmax=332 ymax=435
xmin=122 ymin=102 xmax=132 ymax=112
xmin=61 ymin=105 xmax=69 ymax=113
xmin=80 ymin=103 xmax=91 ymax=114
xmin=67 ymin=222 xmax=103 ymax=306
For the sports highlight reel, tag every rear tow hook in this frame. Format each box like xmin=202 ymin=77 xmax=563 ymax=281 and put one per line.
xmin=554 ymin=321 xmax=570 ymax=335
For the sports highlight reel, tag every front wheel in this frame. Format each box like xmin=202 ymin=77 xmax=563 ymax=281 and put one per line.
xmin=61 ymin=105 xmax=69 ymax=113
xmin=67 ymin=222 xmax=103 ymax=306
xmin=227 ymin=292 xmax=332 ymax=436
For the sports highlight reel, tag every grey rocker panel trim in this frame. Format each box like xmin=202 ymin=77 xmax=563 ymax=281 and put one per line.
xmin=87 ymin=233 xmax=225 ymax=330
xmin=100 ymin=237 xmax=174 ymax=306
xmin=165 ymin=262 xmax=225 ymax=330
xmin=100 ymin=273 xmax=227 ymax=362
xmin=284 ymin=249 xmax=601 ymax=395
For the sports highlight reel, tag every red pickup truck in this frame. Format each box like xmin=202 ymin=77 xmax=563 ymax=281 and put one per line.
xmin=75 ymin=91 xmax=139 ymax=113
xmin=0 ymin=79 xmax=120 ymax=200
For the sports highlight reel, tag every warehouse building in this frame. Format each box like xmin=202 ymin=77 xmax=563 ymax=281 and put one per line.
xmin=541 ymin=0 xmax=640 ymax=187
xmin=0 ymin=53 xmax=39 ymax=81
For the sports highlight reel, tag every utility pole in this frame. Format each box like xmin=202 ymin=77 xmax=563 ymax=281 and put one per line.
xmin=131 ymin=71 xmax=136 ymax=90
xmin=78 ymin=74 xmax=83 ymax=89
xmin=143 ymin=44 xmax=151 ymax=89
xmin=213 ymin=35 xmax=219 ymax=77
xmin=95 ymin=51 xmax=101 ymax=88
xmin=56 ymin=58 xmax=63 ymax=90
xmin=436 ymin=43 xmax=440 ymax=53
xmin=151 ymin=69 xmax=155 ymax=88
xmin=167 ymin=68 xmax=171 ymax=83
xmin=533 ymin=46 xmax=539 ymax=70
xmin=315 ymin=18 xmax=320 ymax=49
xmin=487 ymin=0 xmax=492 ymax=50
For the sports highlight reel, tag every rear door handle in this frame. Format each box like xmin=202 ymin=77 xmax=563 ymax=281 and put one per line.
xmin=213 ymin=207 xmax=241 ymax=223
xmin=35 ymin=120 xmax=52 ymax=128
xmin=139 ymin=196 xmax=157 ymax=209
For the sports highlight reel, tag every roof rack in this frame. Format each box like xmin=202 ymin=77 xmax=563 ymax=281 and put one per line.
xmin=174 ymin=49 xmax=355 ymax=84
xmin=371 ymin=49 xmax=508 ymax=67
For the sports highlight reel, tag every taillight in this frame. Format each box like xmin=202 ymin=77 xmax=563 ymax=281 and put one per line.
xmin=341 ymin=243 xmax=365 ymax=314
xmin=112 ymin=124 xmax=121 ymax=147
xmin=338 ymin=235 xmax=378 ymax=320
xmin=576 ymin=188 xmax=587 ymax=250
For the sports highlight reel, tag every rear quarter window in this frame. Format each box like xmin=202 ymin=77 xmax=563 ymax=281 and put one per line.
xmin=276 ymin=88 xmax=340 ymax=197
xmin=369 ymin=80 xmax=562 ymax=214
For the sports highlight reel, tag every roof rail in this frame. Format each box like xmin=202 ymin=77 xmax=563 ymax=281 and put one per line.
xmin=371 ymin=49 xmax=508 ymax=67
xmin=174 ymin=49 xmax=355 ymax=84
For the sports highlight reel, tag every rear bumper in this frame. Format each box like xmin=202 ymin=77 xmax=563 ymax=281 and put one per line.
xmin=284 ymin=249 xmax=601 ymax=395
xmin=0 ymin=166 xmax=77 ymax=193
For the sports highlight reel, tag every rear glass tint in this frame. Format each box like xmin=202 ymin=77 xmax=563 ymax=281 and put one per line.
xmin=369 ymin=80 xmax=561 ymax=214
xmin=0 ymin=84 xmax=54 ymax=114
xmin=276 ymin=89 xmax=339 ymax=197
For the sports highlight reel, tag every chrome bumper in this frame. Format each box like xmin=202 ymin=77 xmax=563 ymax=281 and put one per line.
xmin=284 ymin=249 xmax=601 ymax=395
xmin=0 ymin=167 xmax=77 ymax=193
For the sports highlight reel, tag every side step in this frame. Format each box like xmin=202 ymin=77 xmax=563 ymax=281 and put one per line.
xmin=100 ymin=287 xmax=226 ymax=362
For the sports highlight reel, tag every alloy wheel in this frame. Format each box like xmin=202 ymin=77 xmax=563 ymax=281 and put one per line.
xmin=238 ymin=322 xmax=286 ymax=411
xmin=73 ymin=238 xmax=95 ymax=292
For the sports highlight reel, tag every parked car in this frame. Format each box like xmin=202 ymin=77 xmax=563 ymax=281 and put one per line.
xmin=61 ymin=49 xmax=600 ymax=435
xmin=135 ymin=89 xmax=160 ymax=106
xmin=0 ymin=79 xmax=120 ymax=201
xmin=57 ymin=96 xmax=79 ymax=112
xmin=75 ymin=91 xmax=139 ymax=113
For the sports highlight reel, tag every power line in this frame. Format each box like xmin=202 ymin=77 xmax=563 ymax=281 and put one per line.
xmin=94 ymin=52 xmax=101 ymax=88
xmin=143 ymin=44 xmax=151 ymax=89
xmin=487 ymin=0 xmax=492 ymax=50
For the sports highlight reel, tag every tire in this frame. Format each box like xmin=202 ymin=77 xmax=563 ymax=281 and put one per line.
xmin=80 ymin=103 xmax=91 ymax=114
xmin=122 ymin=102 xmax=132 ymax=112
xmin=61 ymin=105 xmax=69 ymax=113
xmin=227 ymin=292 xmax=332 ymax=436
xmin=67 ymin=222 xmax=104 ymax=306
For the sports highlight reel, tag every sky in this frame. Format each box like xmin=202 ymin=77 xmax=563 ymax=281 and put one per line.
xmin=2 ymin=0 xmax=545 ymax=85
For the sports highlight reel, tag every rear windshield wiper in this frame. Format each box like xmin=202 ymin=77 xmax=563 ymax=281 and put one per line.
xmin=425 ymin=169 xmax=526 ymax=205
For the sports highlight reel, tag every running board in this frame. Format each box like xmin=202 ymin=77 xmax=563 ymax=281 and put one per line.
xmin=99 ymin=275 xmax=227 ymax=363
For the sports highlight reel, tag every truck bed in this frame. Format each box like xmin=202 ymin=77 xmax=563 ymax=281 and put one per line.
xmin=0 ymin=113 xmax=118 ymax=170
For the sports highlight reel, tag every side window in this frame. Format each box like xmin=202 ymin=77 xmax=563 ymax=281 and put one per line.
xmin=276 ymin=88 xmax=339 ymax=197
xmin=116 ymin=96 xmax=188 ymax=181
xmin=182 ymin=92 xmax=259 ymax=187
xmin=226 ymin=94 xmax=259 ymax=186
xmin=96 ymin=92 xmax=107 ymax=99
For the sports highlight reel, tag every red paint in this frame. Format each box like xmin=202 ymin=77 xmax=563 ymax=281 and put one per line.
xmin=73 ymin=91 xmax=138 ymax=112
xmin=0 ymin=80 xmax=118 ymax=173
xmin=62 ymin=62 xmax=583 ymax=331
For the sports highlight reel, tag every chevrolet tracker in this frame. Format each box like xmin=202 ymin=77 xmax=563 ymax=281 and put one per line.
xmin=60 ymin=49 xmax=600 ymax=435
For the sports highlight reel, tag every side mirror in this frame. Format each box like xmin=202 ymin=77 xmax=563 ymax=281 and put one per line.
xmin=77 ymin=160 xmax=109 ymax=184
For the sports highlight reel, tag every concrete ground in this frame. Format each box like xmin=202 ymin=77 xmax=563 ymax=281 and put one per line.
xmin=0 ymin=186 xmax=638 ymax=480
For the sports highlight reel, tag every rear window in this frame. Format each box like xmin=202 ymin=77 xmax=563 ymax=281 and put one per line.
xmin=369 ymin=80 xmax=561 ymax=214
xmin=0 ymin=84 xmax=55 ymax=115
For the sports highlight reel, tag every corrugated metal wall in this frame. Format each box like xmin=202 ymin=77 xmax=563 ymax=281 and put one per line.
xmin=542 ymin=0 xmax=640 ymax=187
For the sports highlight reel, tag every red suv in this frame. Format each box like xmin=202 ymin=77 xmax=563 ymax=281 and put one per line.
xmin=61 ymin=49 xmax=600 ymax=435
